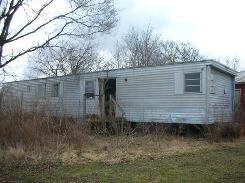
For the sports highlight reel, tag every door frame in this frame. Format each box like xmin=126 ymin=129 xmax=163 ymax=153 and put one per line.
xmin=98 ymin=78 xmax=116 ymax=117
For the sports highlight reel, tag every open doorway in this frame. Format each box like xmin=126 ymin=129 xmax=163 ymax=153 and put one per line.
xmin=99 ymin=78 xmax=116 ymax=117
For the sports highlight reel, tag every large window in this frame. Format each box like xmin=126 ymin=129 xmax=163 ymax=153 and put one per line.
xmin=85 ymin=80 xmax=95 ymax=98
xmin=51 ymin=82 xmax=60 ymax=97
xmin=185 ymin=73 xmax=201 ymax=93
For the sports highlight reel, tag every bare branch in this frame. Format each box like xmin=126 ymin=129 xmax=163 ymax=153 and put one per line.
xmin=0 ymin=20 xmax=71 ymax=68
xmin=0 ymin=0 xmax=118 ymax=68
xmin=6 ymin=0 xmax=54 ymax=42
xmin=25 ymin=39 xmax=97 ymax=78
xmin=113 ymin=26 xmax=203 ymax=68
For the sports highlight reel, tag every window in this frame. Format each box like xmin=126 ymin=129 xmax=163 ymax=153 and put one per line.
xmin=27 ymin=85 xmax=31 ymax=92
xmin=85 ymin=80 xmax=95 ymax=98
xmin=37 ymin=83 xmax=46 ymax=97
xmin=51 ymin=82 xmax=60 ymax=97
xmin=209 ymin=74 xmax=215 ymax=94
xmin=185 ymin=73 xmax=201 ymax=93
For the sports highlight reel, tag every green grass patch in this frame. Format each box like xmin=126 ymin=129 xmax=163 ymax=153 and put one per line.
xmin=1 ymin=141 xmax=245 ymax=183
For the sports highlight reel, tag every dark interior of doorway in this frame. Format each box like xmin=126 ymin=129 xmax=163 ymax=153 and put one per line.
xmin=100 ymin=78 xmax=116 ymax=116
xmin=104 ymin=78 xmax=116 ymax=116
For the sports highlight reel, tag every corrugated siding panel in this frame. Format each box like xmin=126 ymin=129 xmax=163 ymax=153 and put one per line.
xmin=115 ymin=64 xmax=207 ymax=124
xmin=62 ymin=76 xmax=81 ymax=117
xmin=208 ymin=68 xmax=233 ymax=123
xmin=174 ymin=72 xmax=184 ymax=94
xmin=4 ymin=62 xmax=220 ymax=124
xmin=3 ymin=75 xmax=81 ymax=117
xmin=80 ymin=64 xmax=205 ymax=124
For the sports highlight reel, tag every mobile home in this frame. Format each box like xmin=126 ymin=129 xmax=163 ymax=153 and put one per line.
xmin=3 ymin=60 xmax=236 ymax=124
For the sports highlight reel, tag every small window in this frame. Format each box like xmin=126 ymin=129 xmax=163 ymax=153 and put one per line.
xmin=85 ymin=80 xmax=95 ymax=98
xmin=185 ymin=73 xmax=201 ymax=93
xmin=51 ymin=83 xmax=60 ymax=97
xmin=37 ymin=83 xmax=46 ymax=97
xmin=27 ymin=85 xmax=31 ymax=92
xmin=209 ymin=74 xmax=215 ymax=94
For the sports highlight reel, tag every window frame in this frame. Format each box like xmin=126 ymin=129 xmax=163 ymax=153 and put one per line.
xmin=184 ymin=72 xmax=201 ymax=93
xmin=209 ymin=74 xmax=215 ymax=94
xmin=51 ymin=82 xmax=60 ymax=97
xmin=37 ymin=83 xmax=46 ymax=97
xmin=85 ymin=80 xmax=95 ymax=99
xmin=27 ymin=85 xmax=31 ymax=93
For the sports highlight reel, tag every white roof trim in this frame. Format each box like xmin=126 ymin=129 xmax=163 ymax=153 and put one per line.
xmin=236 ymin=71 xmax=245 ymax=83
xmin=206 ymin=60 xmax=237 ymax=76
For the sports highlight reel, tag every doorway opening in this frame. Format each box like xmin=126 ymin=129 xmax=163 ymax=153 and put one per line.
xmin=99 ymin=78 xmax=116 ymax=117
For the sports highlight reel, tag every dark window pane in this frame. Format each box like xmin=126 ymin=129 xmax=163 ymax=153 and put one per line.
xmin=185 ymin=79 xmax=200 ymax=85
xmin=52 ymin=83 xmax=60 ymax=97
xmin=184 ymin=73 xmax=201 ymax=93
xmin=185 ymin=86 xmax=200 ymax=92
xmin=37 ymin=83 xmax=46 ymax=97
xmin=37 ymin=84 xmax=42 ymax=96
xmin=27 ymin=85 xmax=31 ymax=92
xmin=85 ymin=80 xmax=95 ymax=98
xmin=185 ymin=73 xmax=200 ymax=79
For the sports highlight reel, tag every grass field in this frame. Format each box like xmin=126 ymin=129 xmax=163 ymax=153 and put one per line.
xmin=1 ymin=137 xmax=245 ymax=183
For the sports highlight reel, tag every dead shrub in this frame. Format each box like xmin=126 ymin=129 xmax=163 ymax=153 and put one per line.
xmin=203 ymin=122 xmax=241 ymax=142
xmin=86 ymin=115 xmax=131 ymax=135
xmin=0 ymin=93 xmax=90 ymax=162
xmin=0 ymin=115 xmax=89 ymax=151
xmin=6 ymin=144 xmax=25 ymax=161
xmin=0 ymin=89 xmax=242 ymax=164
xmin=240 ymin=122 xmax=245 ymax=136
xmin=132 ymin=122 xmax=202 ymax=137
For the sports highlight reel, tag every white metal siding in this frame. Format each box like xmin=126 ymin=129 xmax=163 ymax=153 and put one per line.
xmin=3 ymin=61 xmax=235 ymax=124
xmin=4 ymin=75 xmax=81 ymax=117
xmin=208 ymin=67 xmax=233 ymax=123
xmin=174 ymin=72 xmax=184 ymax=94
xmin=114 ymin=64 xmax=207 ymax=124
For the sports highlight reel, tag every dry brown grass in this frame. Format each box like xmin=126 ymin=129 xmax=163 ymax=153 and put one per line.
xmin=0 ymin=111 xmax=92 ymax=163
xmin=0 ymin=92 xmax=243 ymax=165
xmin=203 ymin=122 xmax=241 ymax=142
xmin=0 ymin=115 xmax=243 ymax=164
xmin=79 ymin=134 xmax=243 ymax=164
xmin=240 ymin=123 xmax=245 ymax=136
xmin=0 ymin=106 xmax=242 ymax=164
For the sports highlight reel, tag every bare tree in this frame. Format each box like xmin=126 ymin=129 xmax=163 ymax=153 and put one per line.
xmin=112 ymin=41 xmax=127 ymax=69
xmin=225 ymin=56 xmax=240 ymax=71
xmin=159 ymin=40 xmax=179 ymax=64
xmin=0 ymin=0 xmax=118 ymax=69
xmin=25 ymin=41 xmax=97 ymax=78
xmin=160 ymin=41 xmax=203 ymax=63
xmin=123 ymin=26 xmax=161 ymax=67
xmin=93 ymin=49 xmax=118 ymax=71
xmin=112 ymin=26 xmax=203 ymax=68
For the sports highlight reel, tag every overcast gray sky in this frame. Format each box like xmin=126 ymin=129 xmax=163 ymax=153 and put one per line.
xmin=5 ymin=0 xmax=245 ymax=80
xmin=101 ymin=0 xmax=245 ymax=63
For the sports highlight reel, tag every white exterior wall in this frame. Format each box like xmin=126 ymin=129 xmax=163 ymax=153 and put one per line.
xmin=3 ymin=61 xmax=236 ymax=124
xmin=79 ymin=63 xmax=207 ymax=124
xmin=4 ymin=75 xmax=81 ymax=117
xmin=113 ymin=63 xmax=207 ymax=124
xmin=80 ymin=72 xmax=104 ymax=115
xmin=207 ymin=67 xmax=234 ymax=123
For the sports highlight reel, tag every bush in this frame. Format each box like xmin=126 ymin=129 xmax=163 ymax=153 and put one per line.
xmin=131 ymin=123 xmax=202 ymax=137
xmin=86 ymin=115 xmax=131 ymax=135
xmin=203 ymin=122 xmax=241 ymax=142
xmin=0 ymin=113 xmax=89 ymax=153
